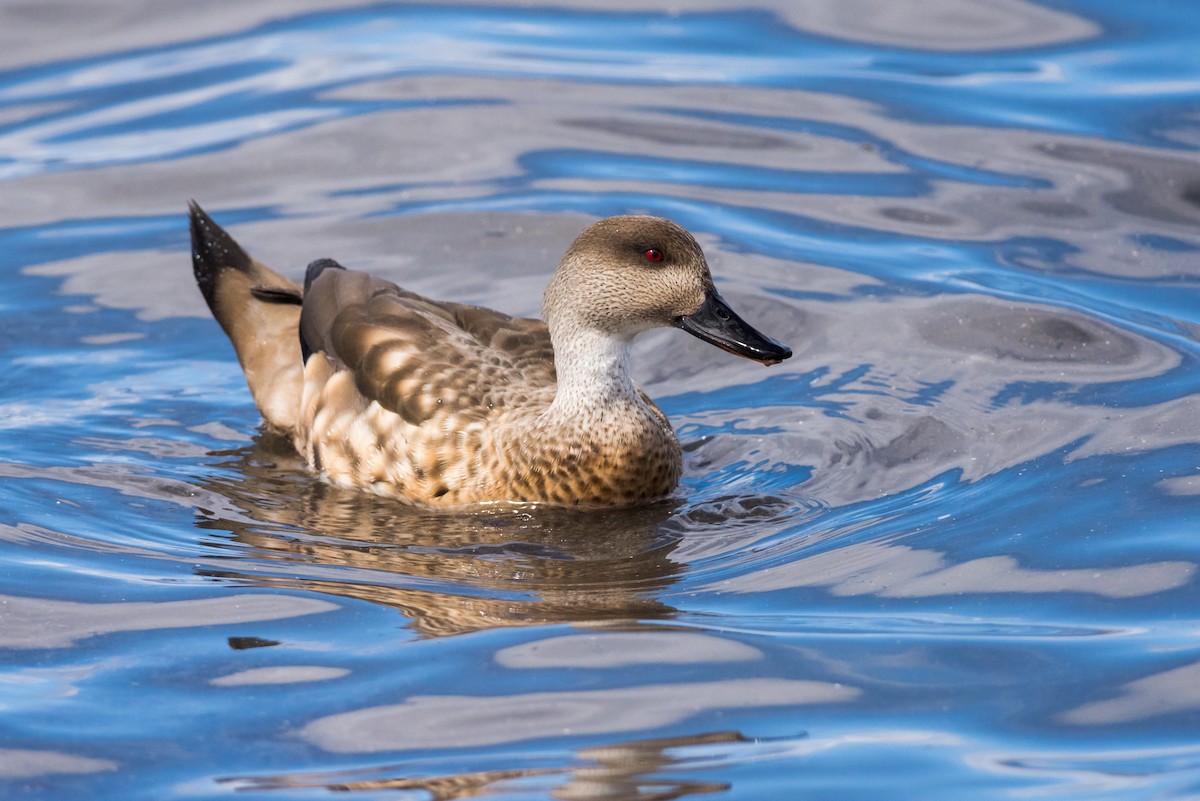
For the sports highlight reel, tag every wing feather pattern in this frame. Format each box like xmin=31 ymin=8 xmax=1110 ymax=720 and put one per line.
xmin=300 ymin=267 xmax=556 ymax=426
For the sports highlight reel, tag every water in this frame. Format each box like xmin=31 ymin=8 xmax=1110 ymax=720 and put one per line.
xmin=2 ymin=1 xmax=1199 ymax=798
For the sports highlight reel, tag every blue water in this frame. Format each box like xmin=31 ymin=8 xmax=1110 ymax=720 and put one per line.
xmin=2 ymin=1 xmax=1199 ymax=798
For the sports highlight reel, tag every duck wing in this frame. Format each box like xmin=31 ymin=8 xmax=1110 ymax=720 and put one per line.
xmin=299 ymin=262 xmax=556 ymax=426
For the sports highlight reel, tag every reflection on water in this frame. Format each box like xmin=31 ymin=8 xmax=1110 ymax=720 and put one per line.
xmin=0 ymin=591 xmax=336 ymax=650
xmin=1059 ymin=661 xmax=1200 ymax=726
xmin=717 ymin=540 xmax=1195 ymax=600
xmin=0 ymin=749 xmax=116 ymax=781
xmin=972 ymin=742 xmax=1200 ymax=797
xmin=232 ymin=730 xmax=749 ymax=800
xmin=298 ymin=679 xmax=857 ymax=753
xmin=196 ymin=434 xmax=685 ymax=637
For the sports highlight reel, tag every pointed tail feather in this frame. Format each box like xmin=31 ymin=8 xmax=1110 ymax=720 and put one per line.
xmin=188 ymin=201 xmax=304 ymax=433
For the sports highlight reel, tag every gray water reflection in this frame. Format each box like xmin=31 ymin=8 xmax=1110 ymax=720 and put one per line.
xmin=0 ymin=0 xmax=1099 ymax=72
xmin=0 ymin=748 xmax=116 ymax=781
xmin=234 ymin=730 xmax=750 ymax=800
xmin=971 ymin=742 xmax=1200 ymax=797
xmin=666 ymin=290 xmax=1180 ymax=515
xmin=783 ymin=0 xmax=1097 ymax=50
xmin=209 ymin=665 xmax=350 ymax=687
xmin=1038 ymin=142 xmax=1200 ymax=236
xmin=717 ymin=540 xmax=1195 ymax=599
xmin=1060 ymin=661 xmax=1200 ymax=725
xmin=495 ymin=631 xmax=762 ymax=668
xmin=20 ymin=85 xmax=1200 ymax=326
xmin=0 ymin=592 xmax=336 ymax=650
xmin=300 ymin=678 xmax=858 ymax=753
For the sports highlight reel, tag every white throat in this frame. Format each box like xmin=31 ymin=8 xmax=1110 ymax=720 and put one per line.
xmin=547 ymin=325 xmax=638 ymax=416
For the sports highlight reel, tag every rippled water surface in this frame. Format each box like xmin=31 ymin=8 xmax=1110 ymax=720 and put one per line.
xmin=2 ymin=1 xmax=1199 ymax=798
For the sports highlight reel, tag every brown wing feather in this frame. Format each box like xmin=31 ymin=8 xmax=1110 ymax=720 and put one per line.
xmin=443 ymin=302 xmax=556 ymax=381
xmin=300 ymin=268 xmax=556 ymax=425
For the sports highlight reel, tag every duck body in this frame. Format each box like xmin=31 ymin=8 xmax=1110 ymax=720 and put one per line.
xmin=189 ymin=204 xmax=790 ymax=507
xmin=293 ymin=261 xmax=681 ymax=505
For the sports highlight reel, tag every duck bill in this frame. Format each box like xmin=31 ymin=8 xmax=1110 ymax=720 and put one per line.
xmin=677 ymin=289 xmax=792 ymax=366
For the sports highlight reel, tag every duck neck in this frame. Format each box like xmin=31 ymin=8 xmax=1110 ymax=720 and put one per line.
xmin=547 ymin=324 xmax=641 ymax=418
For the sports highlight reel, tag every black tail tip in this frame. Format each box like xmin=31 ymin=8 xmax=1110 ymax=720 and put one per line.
xmin=188 ymin=200 xmax=222 ymax=256
xmin=188 ymin=200 xmax=255 ymax=306
xmin=187 ymin=199 xmax=213 ymax=235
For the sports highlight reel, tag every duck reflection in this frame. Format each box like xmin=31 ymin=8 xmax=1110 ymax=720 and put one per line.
xmin=193 ymin=433 xmax=683 ymax=637
xmin=230 ymin=730 xmax=741 ymax=800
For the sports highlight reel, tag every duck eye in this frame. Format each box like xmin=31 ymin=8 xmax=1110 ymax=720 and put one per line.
xmin=643 ymin=248 xmax=664 ymax=263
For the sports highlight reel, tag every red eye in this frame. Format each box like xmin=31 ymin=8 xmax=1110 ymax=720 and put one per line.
xmin=644 ymin=248 xmax=664 ymax=263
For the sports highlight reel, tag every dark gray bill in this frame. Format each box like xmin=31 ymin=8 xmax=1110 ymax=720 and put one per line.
xmin=676 ymin=289 xmax=792 ymax=365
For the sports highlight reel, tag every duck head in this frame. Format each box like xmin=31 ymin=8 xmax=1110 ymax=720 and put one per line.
xmin=543 ymin=216 xmax=792 ymax=365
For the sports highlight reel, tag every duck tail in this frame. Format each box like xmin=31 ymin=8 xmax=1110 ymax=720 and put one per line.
xmin=188 ymin=201 xmax=304 ymax=433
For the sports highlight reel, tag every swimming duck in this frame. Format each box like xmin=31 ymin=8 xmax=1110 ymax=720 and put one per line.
xmin=189 ymin=203 xmax=790 ymax=507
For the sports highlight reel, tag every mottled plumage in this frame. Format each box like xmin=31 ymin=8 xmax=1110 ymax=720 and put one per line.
xmin=189 ymin=202 xmax=790 ymax=507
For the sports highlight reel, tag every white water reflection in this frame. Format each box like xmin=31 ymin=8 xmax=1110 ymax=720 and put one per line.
xmin=971 ymin=742 xmax=1200 ymax=797
xmin=1060 ymin=660 xmax=1200 ymax=725
xmin=0 ymin=748 xmax=116 ymax=779
xmin=302 ymin=678 xmax=859 ymax=753
xmin=718 ymin=541 xmax=1195 ymax=599
xmin=210 ymin=666 xmax=350 ymax=687
xmin=786 ymin=0 xmax=1097 ymax=50
xmin=0 ymin=592 xmax=337 ymax=649
xmin=495 ymin=631 xmax=762 ymax=668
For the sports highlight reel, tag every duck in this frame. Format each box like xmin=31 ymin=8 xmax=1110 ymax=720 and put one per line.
xmin=188 ymin=202 xmax=791 ymax=507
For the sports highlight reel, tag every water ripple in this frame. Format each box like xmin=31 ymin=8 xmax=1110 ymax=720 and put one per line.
xmin=1 ymin=2 xmax=1199 ymax=799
